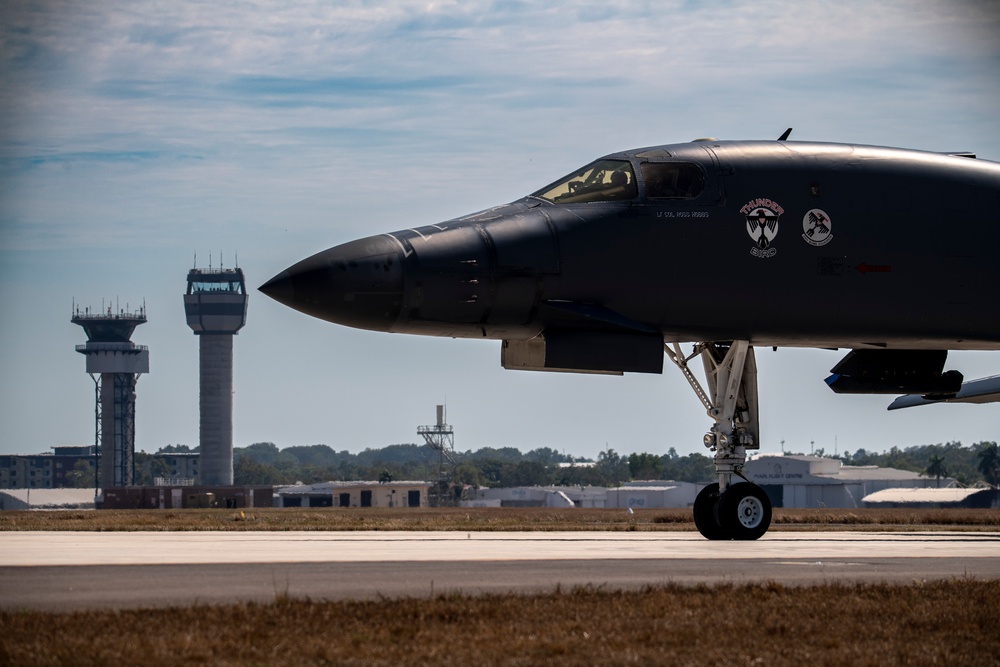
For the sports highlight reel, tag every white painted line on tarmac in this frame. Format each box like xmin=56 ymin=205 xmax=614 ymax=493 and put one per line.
xmin=1 ymin=531 xmax=998 ymax=567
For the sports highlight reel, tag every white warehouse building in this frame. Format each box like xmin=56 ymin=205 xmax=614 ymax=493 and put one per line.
xmin=744 ymin=455 xmax=951 ymax=509
xmin=467 ymin=482 xmax=701 ymax=509
xmin=464 ymin=455 xmax=949 ymax=510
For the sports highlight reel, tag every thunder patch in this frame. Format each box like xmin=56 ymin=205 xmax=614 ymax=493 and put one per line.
xmin=741 ymin=198 xmax=783 ymax=258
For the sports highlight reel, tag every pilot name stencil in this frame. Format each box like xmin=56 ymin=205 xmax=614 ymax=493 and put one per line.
xmin=741 ymin=198 xmax=783 ymax=258
xmin=802 ymin=208 xmax=833 ymax=247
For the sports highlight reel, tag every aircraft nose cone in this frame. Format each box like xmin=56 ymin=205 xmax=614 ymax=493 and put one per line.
xmin=259 ymin=270 xmax=295 ymax=304
xmin=260 ymin=235 xmax=405 ymax=332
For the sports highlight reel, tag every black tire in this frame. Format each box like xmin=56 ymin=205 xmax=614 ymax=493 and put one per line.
xmin=718 ymin=483 xmax=772 ymax=540
xmin=693 ymin=482 xmax=729 ymax=540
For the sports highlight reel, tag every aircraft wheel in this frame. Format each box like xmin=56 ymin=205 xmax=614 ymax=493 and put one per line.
xmin=693 ymin=483 xmax=729 ymax=540
xmin=718 ymin=483 xmax=772 ymax=541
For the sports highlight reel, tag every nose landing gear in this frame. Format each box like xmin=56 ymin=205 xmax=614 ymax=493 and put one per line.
xmin=666 ymin=340 xmax=773 ymax=540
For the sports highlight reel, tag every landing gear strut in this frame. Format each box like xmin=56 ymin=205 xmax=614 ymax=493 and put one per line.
xmin=666 ymin=340 xmax=772 ymax=540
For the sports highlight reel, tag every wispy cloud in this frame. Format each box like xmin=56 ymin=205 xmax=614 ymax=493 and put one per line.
xmin=5 ymin=149 xmax=195 ymax=168
xmin=1 ymin=0 xmax=998 ymax=253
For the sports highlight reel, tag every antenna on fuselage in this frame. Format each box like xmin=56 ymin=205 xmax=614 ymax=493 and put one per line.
xmin=778 ymin=128 xmax=793 ymax=141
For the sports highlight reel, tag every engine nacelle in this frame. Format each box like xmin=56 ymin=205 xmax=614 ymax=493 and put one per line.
xmin=825 ymin=349 xmax=963 ymax=395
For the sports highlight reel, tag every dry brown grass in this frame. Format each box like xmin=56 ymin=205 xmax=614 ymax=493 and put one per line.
xmin=2 ymin=579 xmax=997 ymax=666
xmin=771 ymin=507 xmax=1000 ymax=529
xmin=1 ymin=506 xmax=998 ymax=532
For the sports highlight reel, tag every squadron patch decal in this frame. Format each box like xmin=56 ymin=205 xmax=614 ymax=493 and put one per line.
xmin=741 ymin=198 xmax=783 ymax=258
xmin=802 ymin=208 xmax=833 ymax=247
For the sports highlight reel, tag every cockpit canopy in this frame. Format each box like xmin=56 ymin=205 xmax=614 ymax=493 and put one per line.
xmin=532 ymin=159 xmax=637 ymax=203
xmin=532 ymin=157 xmax=706 ymax=204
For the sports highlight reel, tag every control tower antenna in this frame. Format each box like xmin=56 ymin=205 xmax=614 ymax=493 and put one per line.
xmin=72 ymin=302 xmax=149 ymax=490
xmin=417 ymin=404 xmax=457 ymax=506
xmin=185 ymin=258 xmax=248 ymax=485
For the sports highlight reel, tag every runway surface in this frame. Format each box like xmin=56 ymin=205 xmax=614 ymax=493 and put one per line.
xmin=2 ymin=530 xmax=998 ymax=611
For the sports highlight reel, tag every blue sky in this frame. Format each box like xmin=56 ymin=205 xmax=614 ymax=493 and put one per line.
xmin=1 ymin=0 xmax=998 ymax=460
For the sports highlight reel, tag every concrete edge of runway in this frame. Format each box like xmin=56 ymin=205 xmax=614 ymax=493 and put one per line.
xmin=3 ymin=557 xmax=1000 ymax=612
xmin=1 ymin=530 xmax=998 ymax=611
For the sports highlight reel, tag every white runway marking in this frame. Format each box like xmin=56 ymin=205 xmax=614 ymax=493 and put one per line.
xmin=2 ymin=530 xmax=997 ymax=567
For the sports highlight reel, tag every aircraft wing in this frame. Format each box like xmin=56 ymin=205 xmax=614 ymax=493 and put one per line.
xmin=887 ymin=375 xmax=1000 ymax=410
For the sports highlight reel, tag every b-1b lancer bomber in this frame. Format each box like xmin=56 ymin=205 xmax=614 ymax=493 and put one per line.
xmin=261 ymin=132 xmax=1000 ymax=540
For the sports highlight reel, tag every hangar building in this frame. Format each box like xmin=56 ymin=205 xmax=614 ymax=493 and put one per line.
xmin=745 ymin=454 xmax=952 ymax=509
xmin=467 ymin=457 xmax=955 ymax=510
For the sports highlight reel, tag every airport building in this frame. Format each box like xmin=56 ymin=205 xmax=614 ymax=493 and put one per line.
xmin=465 ymin=456 xmax=953 ymax=510
xmin=467 ymin=482 xmax=700 ymax=509
xmin=0 ymin=488 xmax=96 ymax=510
xmin=1 ymin=447 xmax=205 ymax=490
xmin=274 ymin=481 xmax=432 ymax=508
xmin=744 ymin=454 xmax=952 ymax=509
xmin=102 ymin=485 xmax=272 ymax=509
xmin=152 ymin=452 xmax=200 ymax=485
xmin=862 ymin=487 xmax=999 ymax=508
xmin=0 ymin=446 xmax=96 ymax=490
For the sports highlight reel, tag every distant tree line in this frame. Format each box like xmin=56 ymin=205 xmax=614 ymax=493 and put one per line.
xmin=221 ymin=442 xmax=720 ymax=488
xmin=831 ymin=441 xmax=999 ymax=487
xmin=220 ymin=440 xmax=997 ymax=489
xmin=68 ymin=440 xmax=997 ymax=490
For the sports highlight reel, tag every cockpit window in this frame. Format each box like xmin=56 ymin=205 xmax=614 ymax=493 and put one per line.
xmin=640 ymin=162 xmax=705 ymax=199
xmin=532 ymin=159 xmax=637 ymax=204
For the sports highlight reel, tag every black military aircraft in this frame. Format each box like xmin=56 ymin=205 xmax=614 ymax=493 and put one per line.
xmin=261 ymin=132 xmax=1000 ymax=540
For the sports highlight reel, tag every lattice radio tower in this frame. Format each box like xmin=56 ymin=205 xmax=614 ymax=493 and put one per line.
xmin=417 ymin=405 xmax=456 ymax=506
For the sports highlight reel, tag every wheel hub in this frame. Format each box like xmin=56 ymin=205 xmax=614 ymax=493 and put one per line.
xmin=736 ymin=496 xmax=763 ymax=529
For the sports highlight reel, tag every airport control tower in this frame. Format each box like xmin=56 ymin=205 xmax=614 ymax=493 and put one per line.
xmin=184 ymin=263 xmax=248 ymax=485
xmin=72 ymin=303 xmax=149 ymax=488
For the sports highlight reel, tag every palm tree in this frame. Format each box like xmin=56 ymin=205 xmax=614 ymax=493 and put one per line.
xmin=925 ymin=454 xmax=948 ymax=488
xmin=976 ymin=442 xmax=999 ymax=486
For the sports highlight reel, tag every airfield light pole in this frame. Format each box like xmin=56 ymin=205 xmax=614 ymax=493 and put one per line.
xmin=72 ymin=302 xmax=149 ymax=490
xmin=184 ymin=260 xmax=248 ymax=486
xmin=417 ymin=405 xmax=456 ymax=506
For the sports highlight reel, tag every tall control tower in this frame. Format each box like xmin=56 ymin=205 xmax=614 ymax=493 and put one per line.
xmin=72 ymin=303 xmax=149 ymax=488
xmin=184 ymin=263 xmax=248 ymax=485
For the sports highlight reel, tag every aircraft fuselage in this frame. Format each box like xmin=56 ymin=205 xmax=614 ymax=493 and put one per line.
xmin=264 ymin=140 xmax=1000 ymax=358
xmin=262 ymin=138 xmax=1000 ymax=539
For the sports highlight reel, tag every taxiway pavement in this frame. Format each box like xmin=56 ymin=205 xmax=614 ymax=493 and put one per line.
xmin=2 ymin=531 xmax=997 ymax=611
